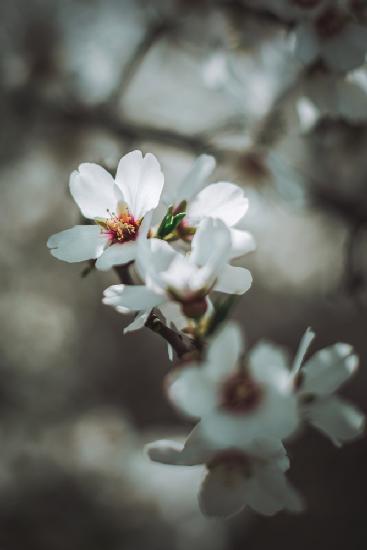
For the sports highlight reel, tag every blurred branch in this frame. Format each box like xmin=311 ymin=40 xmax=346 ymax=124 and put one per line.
xmin=217 ymin=0 xmax=293 ymax=27
xmin=10 ymin=87 xmax=232 ymax=159
xmin=108 ymin=20 xmax=172 ymax=107
xmin=344 ymin=221 xmax=366 ymax=306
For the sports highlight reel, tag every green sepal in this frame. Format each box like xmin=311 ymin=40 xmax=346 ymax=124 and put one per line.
xmin=157 ymin=205 xmax=186 ymax=239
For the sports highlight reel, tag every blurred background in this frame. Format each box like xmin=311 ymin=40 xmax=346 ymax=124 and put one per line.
xmin=0 ymin=0 xmax=367 ymax=548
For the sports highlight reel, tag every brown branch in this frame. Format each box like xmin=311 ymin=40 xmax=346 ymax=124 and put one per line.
xmin=108 ymin=20 xmax=172 ymax=107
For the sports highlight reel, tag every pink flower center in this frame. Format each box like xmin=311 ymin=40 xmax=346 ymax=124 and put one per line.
xmin=101 ymin=210 xmax=140 ymax=244
xmin=315 ymin=8 xmax=349 ymax=39
xmin=220 ymin=373 xmax=263 ymax=414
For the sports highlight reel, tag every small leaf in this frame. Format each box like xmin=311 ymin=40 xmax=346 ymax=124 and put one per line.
xmin=157 ymin=206 xmax=186 ymax=239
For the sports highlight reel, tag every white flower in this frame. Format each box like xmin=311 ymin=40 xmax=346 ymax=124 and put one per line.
xmin=293 ymin=6 xmax=367 ymax=72
xmin=47 ymin=150 xmax=164 ymax=271
xmin=167 ymin=323 xmax=299 ymax=448
xmin=162 ymin=154 xmax=255 ymax=259
xmin=146 ymin=425 xmax=304 ymax=518
xmin=297 ymin=70 xmax=367 ymax=130
xmin=292 ymin=328 xmax=365 ymax=446
xmin=103 ymin=218 xmax=252 ymax=333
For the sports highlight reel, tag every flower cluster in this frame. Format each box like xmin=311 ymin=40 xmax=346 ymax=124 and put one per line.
xmin=48 ymin=150 xmax=365 ymax=519
xmin=244 ymin=0 xmax=367 ymax=72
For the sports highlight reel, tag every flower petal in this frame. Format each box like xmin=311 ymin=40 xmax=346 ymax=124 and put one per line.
xmin=292 ymin=327 xmax=316 ymax=375
xmin=300 ymin=343 xmax=358 ymax=396
xmin=124 ymin=311 xmax=150 ymax=334
xmin=322 ymin=24 xmax=367 ymax=72
xmin=145 ymin=439 xmax=185 ymax=465
xmin=303 ymin=396 xmax=365 ymax=447
xmin=214 ymin=265 xmax=252 ymax=295
xmin=137 ymin=237 xmax=177 ymax=285
xmin=293 ymin=23 xmax=319 ymax=65
xmin=103 ymin=283 xmax=164 ymax=311
xmin=190 ymin=217 xmax=232 ymax=267
xmin=95 ymin=242 xmax=137 ymax=271
xmin=69 ymin=163 xmax=116 ymax=219
xmin=47 ymin=225 xmax=108 ymax=263
xmin=205 ymin=322 xmax=243 ymax=381
xmin=145 ymin=425 xmax=214 ymax=466
xmin=199 ymin=465 xmax=247 ymax=518
xmin=115 ymin=150 xmax=164 ymax=219
xmin=187 ymin=181 xmax=249 ymax=226
xmin=247 ymin=465 xmax=304 ymax=515
xmin=248 ymin=342 xmax=290 ymax=386
xmin=229 ymin=228 xmax=256 ymax=258
xmin=167 ymin=366 xmax=218 ymax=419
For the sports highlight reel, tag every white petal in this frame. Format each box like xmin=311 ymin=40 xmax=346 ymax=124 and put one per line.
xmin=206 ymin=322 xmax=243 ymax=381
xmin=159 ymin=301 xmax=188 ymax=332
xmin=303 ymin=396 xmax=365 ymax=447
xmin=115 ymin=150 xmax=164 ymax=220
xmin=293 ymin=23 xmax=319 ymax=65
xmin=322 ymin=24 xmax=367 ymax=72
xmin=124 ymin=311 xmax=150 ymax=334
xmin=252 ymin=439 xmax=290 ymax=472
xmin=229 ymin=228 xmax=256 ymax=258
xmin=292 ymin=327 xmax=316 ymax=375
xmin=247 ymin=466 xmax=304 ymax=515
xmin=69 ymin=163 xmax=116 ymax=219
xmin=199 ymin=465 xmax=247 ymax=518
xmin=47 ymin=225 xmax=108 ymax=263
xmin=95 ymin=241 xmax=137 ymax=271
xmin=215 ymin=265 xmax=252 ymax=295
xmin=103 ymin=284 xmax=163 ymax=311
xmin=190 ymin=217 xmax=232 ymax=267
xmin=187 ymin=182 xmax=249 ymax=226
xmin=300 ymin=344 xmax=358 ymax=396
xmin=248 ymin=342 xmax=290 ymax=386
xmin=174 ymin=154 xmax=216 ymax=204
xmin=145 ymin=425 xmax=214 ymax=466
xmin=244 ymin=476 xmax=282 ymax=516
xmin=167 ymin=366 xmax=218 ymax=418
xmin=145 ymin=439 xmax=185 ymax=465
xmin=137 ymin=237 xmax=177 ymax=284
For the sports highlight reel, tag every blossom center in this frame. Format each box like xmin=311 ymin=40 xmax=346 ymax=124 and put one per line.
xmin=98 ymin=209 xmax=140 ymax=244
xmin=220 ymin=373 xmax=263 ymax=414
xmin=315 ymin=8 xmax=349 ymax=39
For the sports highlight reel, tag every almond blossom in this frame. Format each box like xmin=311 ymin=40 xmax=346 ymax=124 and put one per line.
xmin=47 ymin=150 xmax=164 ymax=271
xmin=248 ymin=328 xmax=365 ymax=446
xmin=167 ymin=323 xmax=299 ymax=448
xmin=146 ymin=425 xmax=304 ymax=518
xmin=103 ymin=218 xmax=253 ymax=333
xmin=291 ymin=328 xmax=365 ymax=446
xmin=293 ymin=4 xmax=367 ymax=72
xmin=161 ymin=154 xmax=255 ymax=259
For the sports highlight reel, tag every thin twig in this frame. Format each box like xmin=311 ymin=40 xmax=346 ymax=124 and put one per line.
xmin=108 ymin=20 xmax=172 ymax=107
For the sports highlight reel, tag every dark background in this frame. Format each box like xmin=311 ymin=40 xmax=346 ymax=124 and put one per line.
xmin=0 ymin=1 xmax=366 ymax=548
